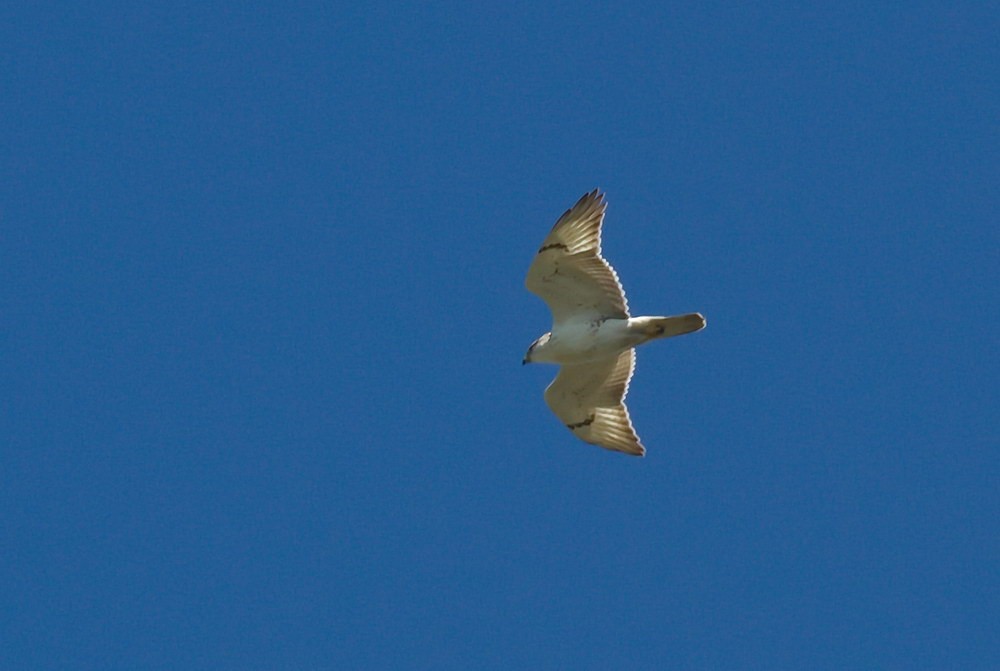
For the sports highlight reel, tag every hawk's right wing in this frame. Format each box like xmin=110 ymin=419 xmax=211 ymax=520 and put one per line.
xmin=544 ymin=348 xmax=644 ymax=456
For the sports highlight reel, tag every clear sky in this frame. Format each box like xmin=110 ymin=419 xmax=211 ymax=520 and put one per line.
xmin=2 ymin=2 xmax=997 ymax=669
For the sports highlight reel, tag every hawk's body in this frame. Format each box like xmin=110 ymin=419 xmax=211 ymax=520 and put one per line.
xmin=523 ymin=189 xmax=705 ymax=456
xmin=525 ymin=318 xmax=635 ymax=365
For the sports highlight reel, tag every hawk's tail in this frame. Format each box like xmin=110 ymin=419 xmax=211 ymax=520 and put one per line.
xmin=635 ymin=313 xmax=706 ymax=340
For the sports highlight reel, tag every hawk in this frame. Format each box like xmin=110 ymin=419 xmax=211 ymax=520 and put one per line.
xmin=523 ymin=189 xmax=705 ymax=456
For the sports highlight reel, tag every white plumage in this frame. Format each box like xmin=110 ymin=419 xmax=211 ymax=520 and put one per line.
xmin=523 ymin=189 xmax=706 ymax=456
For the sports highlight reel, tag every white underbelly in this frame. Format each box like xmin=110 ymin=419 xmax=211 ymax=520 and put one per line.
xmin=546 ymin=319 xmax=633 ymax=364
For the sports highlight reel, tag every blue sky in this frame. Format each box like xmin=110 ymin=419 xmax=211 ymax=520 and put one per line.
xmin=2 ymin=2 xmax=997 ymax=669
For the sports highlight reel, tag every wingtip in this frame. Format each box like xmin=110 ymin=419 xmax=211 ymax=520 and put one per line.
xmin=576 ymin=187 xmax=603 ymax=205
xmin=605 ymin=438 xmax=646 ymax=457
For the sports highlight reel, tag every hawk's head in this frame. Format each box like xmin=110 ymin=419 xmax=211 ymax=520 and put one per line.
xmin=522 ymin=332 xmax=552 ymax=365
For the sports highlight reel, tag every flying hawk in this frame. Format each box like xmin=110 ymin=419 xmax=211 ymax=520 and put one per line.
xmin=523 ymin=189 xmax=705 ymax=456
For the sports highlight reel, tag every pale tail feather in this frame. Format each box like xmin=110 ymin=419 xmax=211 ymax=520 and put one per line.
xmin=637 ymin=313 xmax=706 ymax=340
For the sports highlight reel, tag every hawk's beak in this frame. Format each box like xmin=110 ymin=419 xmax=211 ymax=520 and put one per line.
xmin=522 ymin=357 xmax=528 ymax=365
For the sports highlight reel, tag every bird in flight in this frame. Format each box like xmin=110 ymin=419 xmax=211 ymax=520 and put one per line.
xmin=523 ymin=189 xmax=705 ymax=456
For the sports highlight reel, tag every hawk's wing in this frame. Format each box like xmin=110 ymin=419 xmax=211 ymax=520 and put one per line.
xmin=525 ymin=189 xmax=630 ymax=325
xmin=544 ymin=348 xmax=644 ymax=456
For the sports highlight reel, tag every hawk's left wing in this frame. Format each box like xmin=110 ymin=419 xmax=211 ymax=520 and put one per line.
xmin=525 ymin=189 xmax=630 ymax=325
xmin=544 ymin=348 xmax=644 ymax=456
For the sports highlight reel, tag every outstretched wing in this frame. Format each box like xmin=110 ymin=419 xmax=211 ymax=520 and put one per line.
xmin=525 ymin=189 xmax=630 ymax=325
xmin=543 ymin=348 xmax=644 ymax=456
